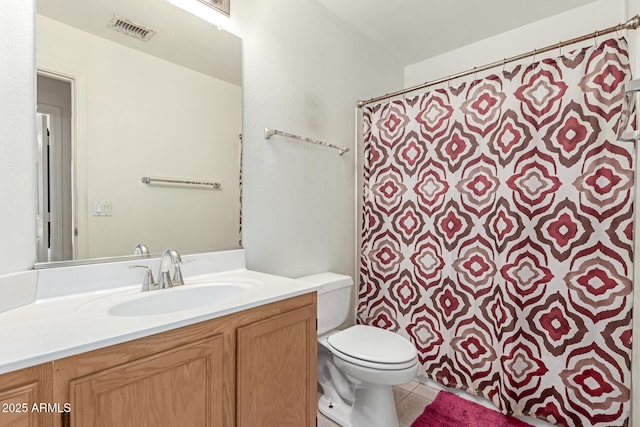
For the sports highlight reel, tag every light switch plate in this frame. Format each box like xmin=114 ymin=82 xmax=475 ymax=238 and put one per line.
xmin=93 ymin=200 xmax=113 ymax=216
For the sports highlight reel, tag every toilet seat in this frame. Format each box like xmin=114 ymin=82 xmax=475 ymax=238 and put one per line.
xmin=328 ymin=344 xmax=418 ymax=370
xmin=326 ymin=325 xmax=418 ymax=370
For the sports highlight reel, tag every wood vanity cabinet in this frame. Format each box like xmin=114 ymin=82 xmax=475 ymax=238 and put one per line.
xmin=61 ymin=335 xmax=225 ymax=427
xmin=0 ymin=293 xmax=316 ymax=427
xmin=0 ymin=364 xmax=53 ymax=427
xmin=236 ymin=305 xmax=317 ymax=427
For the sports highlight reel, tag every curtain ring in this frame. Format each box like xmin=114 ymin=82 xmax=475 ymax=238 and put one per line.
xmin=502 ymin=58 xmax=507 ymax=73
xmin=558 ymin=41 xmax=562 ymax=57
xmin=473 ymin=66 xmax=478 ymax=82
xmin=594 ymin=30 xmax=599 ymax=47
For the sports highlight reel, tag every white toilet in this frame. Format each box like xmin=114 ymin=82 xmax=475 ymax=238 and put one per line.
xmin=298 ymin=273 xmax=418 ymax=427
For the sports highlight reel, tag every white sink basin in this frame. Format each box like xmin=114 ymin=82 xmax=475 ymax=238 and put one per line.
xmin=108 ymin=283 xmax=251 ymax=317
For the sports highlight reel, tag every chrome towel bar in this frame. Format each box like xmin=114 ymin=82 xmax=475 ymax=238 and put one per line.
xmin=264 ymin=128 xmax=349 ymax=156
xmin=141 ymin=176 xmax=221 ymax=189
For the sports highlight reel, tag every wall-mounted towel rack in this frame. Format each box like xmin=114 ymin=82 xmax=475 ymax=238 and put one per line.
xmin=141 ymin=176 xmax=221 ymax=189
xmin=264 ymin=128 xmax=349 ymax=156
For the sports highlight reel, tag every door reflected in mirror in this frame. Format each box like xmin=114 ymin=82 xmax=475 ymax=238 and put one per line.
xmin=35 ymin=0 xmax=242 ymax=265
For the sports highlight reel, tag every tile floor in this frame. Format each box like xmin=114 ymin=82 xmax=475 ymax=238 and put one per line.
xmin=318 ymin=380 xmax=439 ymax=427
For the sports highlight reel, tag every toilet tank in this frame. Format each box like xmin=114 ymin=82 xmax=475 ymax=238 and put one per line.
xmin=297 ymin=272 xmax=353 ymax=335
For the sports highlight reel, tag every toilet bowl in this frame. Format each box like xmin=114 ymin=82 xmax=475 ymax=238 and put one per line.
xmin=298 ymin=273 xmax=418 ymax=427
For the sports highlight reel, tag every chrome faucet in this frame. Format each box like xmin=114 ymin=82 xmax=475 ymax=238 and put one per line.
xmin=130 ymin=249 xmax=191 ymax=292
xmin=133 ymin=243 xmax=150 ymax=256
xmin=157 ymin=249 xmax=186 ymax=289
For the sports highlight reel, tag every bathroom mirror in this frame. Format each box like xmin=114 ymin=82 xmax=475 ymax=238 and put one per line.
xmin=35 ymin=0 xmax=242 ymax=267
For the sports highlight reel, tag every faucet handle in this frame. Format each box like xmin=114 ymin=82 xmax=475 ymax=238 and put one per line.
xmin=172 ymin=259 xmax=194 ymax=286
xmin=129 ymin=265 xmax=156 ymax=292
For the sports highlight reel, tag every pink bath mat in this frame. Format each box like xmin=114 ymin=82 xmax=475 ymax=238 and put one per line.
xmin=411 ymin=391 xmax=533 ymax=427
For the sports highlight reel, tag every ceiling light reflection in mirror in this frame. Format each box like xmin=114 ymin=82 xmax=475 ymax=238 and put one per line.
xmin=167 ymin=0 xmax=235 ymax=31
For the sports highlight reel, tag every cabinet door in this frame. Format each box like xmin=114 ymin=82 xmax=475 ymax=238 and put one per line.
xmin=237 ymin=305 xmax=317 ymax=427
xmin=0 ymin=364 xmax=52 ymax=427
xmin=69 ymin=335 xmax=224 ymax=427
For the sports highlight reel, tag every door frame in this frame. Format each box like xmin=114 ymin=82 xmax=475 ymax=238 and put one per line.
xmin=36 ymin=64 xmax=87 ymax=260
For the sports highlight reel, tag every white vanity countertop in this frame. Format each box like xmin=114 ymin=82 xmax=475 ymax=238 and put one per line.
xmin=0 ymin=269 xmax=321 ymax=375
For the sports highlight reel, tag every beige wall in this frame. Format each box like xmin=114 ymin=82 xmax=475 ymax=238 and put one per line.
xmin=37 ymin=15 xmax=242 ymax=259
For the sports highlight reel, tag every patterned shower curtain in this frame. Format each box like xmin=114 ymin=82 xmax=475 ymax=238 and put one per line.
xmin=358 ymin=38 xmax=634 ymax=427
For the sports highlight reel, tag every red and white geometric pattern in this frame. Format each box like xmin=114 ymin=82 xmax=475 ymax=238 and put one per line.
xmin=359 ymin=38 xmax=633 ymax=427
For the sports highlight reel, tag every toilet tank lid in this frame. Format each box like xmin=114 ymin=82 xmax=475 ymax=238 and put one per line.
xmin=297 ymin=272 xmax=353 ymax=293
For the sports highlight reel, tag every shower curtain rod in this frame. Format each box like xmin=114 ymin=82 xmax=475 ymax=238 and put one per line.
xmin=357 ymin=15 xmax=640 ymax=108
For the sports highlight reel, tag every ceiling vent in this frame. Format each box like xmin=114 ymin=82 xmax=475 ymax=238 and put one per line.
xmin=108 ymin=15 xmax=156 ymax=42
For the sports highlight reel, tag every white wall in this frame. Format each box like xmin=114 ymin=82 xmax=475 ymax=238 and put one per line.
xmin=0 ymin=1 xmax=36 ymax=274
xmin=405 ymin=0 xmax=626 ymax=87
xmin=231 ymin=0 xmax=404 ymax=279
xmin=37 ymin=16 xmax=242 ymax=259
